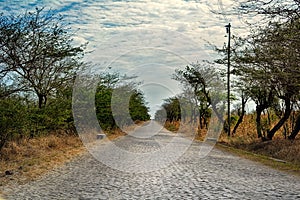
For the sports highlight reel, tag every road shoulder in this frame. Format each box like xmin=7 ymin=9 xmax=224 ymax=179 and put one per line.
xmin=216 ymin=143 xmax=300 ymax=177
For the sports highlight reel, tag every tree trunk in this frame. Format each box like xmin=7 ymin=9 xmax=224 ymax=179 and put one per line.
xmin=210 ymin=102 xmax=225 ymax=124
xmin=0 ymin=135 xmax=7 ymax=151
xmin=189 ymin=102 xmax=193 ymax=123
xmin=232 ymin=115 xmax=243 ymax=135
xmin=288 ymin=114 xmax=300 ymax=140
xmin=204 ymin=90 xmax=224 ymax=123
xmin=267 ymin=98 xmax=292 ymax=140
xmin=232 ymin=95 xmax=248 ymax=136
xmin=38 ymin=94 xmax=43 ymax=109
xmin=204 ymin=116 xmax=208 ymax=129
xmin=198 ymin=108 xmax=203 ymax=129
xmin=37 ymin=94 xmax=47 ymax=109
xmin=256 ymin=105 xmax=263 ymax=138
xmin=194 ymin=108 xmax=198 ymax=124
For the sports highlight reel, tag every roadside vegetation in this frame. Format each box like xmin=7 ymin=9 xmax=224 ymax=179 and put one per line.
xmin=1 ymin=0 xmax=300 ymax=187
xmin=0 ymin=8 xmax=150 ymax=187
xmin=155 ymin=0 xmax=300 ymax=169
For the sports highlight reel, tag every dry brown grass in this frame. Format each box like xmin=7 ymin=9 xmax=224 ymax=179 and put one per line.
xmin=0 ymin=134 xmax=85 ymax=188
xmin=218 ymin=114 xmax=300 ymax=169
xmin=166 ymin=115 xmax=300 ymax=174
xmin=105 ymin=128 xmax=127 ymax=140
xmin=234 ymin=139 xmax=300 ymax=164
xmin=104 ymin=121 xmax=146 ymax=140
xmin=164 ymin=121 xmax=180 ymax=132
xmin=0 ymin=124 xmax=137 ymax=191
xmin=195 ymin=128 xmax=207 ymax=141
xmin=216 ymin=143 xmax=300 ymax=176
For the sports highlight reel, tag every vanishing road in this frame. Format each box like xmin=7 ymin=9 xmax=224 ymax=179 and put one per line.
xmin=2 ymin=121 xmax=300 ymax=199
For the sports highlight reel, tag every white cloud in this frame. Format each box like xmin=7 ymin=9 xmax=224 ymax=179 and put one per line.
xmin=1 ymin=0 xmax=253 ymax=110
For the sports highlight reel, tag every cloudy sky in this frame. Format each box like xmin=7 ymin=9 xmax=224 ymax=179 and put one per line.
xmin=1 ymin=0 xmax=250 ymax=117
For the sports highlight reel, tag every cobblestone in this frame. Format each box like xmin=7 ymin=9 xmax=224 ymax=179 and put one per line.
xmin=1 ymin=122 xmax=300 ymax=199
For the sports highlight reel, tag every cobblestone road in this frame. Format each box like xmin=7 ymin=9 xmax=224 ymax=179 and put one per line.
xmin=2 ymin=122 xmax=300 ymax=199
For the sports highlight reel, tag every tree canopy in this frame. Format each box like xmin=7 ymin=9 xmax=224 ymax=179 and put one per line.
xmin=0 ymin=7 xmax=85 ymax=108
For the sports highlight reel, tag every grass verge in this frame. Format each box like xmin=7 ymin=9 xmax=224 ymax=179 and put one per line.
xmin=216 ymin=142 xmax=300 ymax=177
xmin=0 ymin=134 xmax=85 ymax=189
xmin=0 ymin=127 xmax=128 ymax=192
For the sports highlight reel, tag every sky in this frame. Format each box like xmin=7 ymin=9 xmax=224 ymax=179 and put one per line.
xmin=0 ymin=0 xmax=252 ymax=117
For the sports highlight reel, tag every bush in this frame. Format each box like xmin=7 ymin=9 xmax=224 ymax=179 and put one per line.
xmin=0 ymin=98 xmax=28 ymax=150
xmin=0 ymin=88 xmax=75 ymax=151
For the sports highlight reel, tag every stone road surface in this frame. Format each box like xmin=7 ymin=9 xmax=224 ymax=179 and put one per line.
xmin=2 ymin=121 xmax=300 ymax=199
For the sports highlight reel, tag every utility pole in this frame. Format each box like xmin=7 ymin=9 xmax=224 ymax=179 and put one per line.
xmin=225 ymin=23 xmax=231 ymax=137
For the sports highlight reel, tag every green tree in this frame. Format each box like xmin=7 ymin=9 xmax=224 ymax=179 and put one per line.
xmin=95 ymin=84 xmax=115 ymax=131
xmin=0 ymin=8 xmax=85 ymax=108
xmin=129 ymin=91 xmax=151 ymax=122
xmin=95 ymin=73 xmax=150 ymax=131
xmin=229 ymin=18 xmax=300 ymax=140
xmin=173 ymin=63 xmax=226 ymax=125
xmin=232 ymin=0 xmax=300 ymax=140
xmin=162 ymin=97 xmax=181 ymax=122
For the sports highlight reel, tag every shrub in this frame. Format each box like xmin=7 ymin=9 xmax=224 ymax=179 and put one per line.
xmin=0 ymin=98 xmax=28 ymax=150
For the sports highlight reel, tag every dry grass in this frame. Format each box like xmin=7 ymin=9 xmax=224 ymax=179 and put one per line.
xmin=164 ymin=121 xmax=180 ymax=132
xmin=105 ymin=121 xmax=146 ymax=140
xmin=216 ymin=143 xmax=300 ymax=176
xmin=195 ymin=128 xmax=207 ymax=141
xmin=0 ymin=134 xmax=85 ymax=188
xmin=0 ymin=124 xmax=137 ymax=191
xmin=165 ymin=115 xmax=300 ymax=174
xmin=221 ymin=138 xmax=300 ymax=165
xmin=217 ymin=114 xmax=300 ymax=175
xmin=105 ymin=128 xmax=127 ymax=140
xmin=218 ymin=114 xmax=300 ymax=165
xmin=1 ymin=116 xmax=299 ymax=192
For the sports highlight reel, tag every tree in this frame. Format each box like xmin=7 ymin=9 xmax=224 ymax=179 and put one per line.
xmin=129 ymin=91 xmax=151 ymax=122
xmin=0 ymin=8 xmax=85 ymax=108
xmin=238 ymin=0 xmax=300 ymax=22
xmin=173 ymin=63 xmax=226 ymax=125
xmin=162 ymin=97 xmax=181 ymax=122
xmin=154 ymin=109 xmax=167 ymax=123
xmin=95 ymin=84 xmax=116 ymax=130
xmin=231 ymin=90 xmax=249 ymax=136
xmin=230 ymin=18 xmax=300 ymax=140
xmin=211 ymin=0 xmax=300 ymax=140
xmin=95 ymin=72 xmax=150 ymax=131
xmin=176 ymin=91 xmax=199 ymax=124
xmin=289 ymin=113 xmax=300 ymax=139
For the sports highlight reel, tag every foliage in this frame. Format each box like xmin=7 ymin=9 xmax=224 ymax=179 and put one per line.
xmin=229 ymin=16 xmax=300 ymax=140
xmin=0 ymin=9 xmax=149 ymax=151
xmin=162 ymin=97 xmax=181 ymax=122
xmin=0 ymin=7 xmax=85 ymax=108
xmin=0 ymin=86 xmax=75 ymax=150
xmin=0 ymin=97 xmax=28 ymax=149
xmin=129 ymin=91 xmax=151 ymax=122
xmin=95 ymin=84 xmax=115 ymax=131
xmin=173 ymin=63 xmax=226 ymax=125
xmin=95 ymin=73 xmax=150 ymax=131
xmin=238 ymin=0 xmax=300 ymax=22
xmin=0 ymin=8 xmax=86 ymax=151
xmin=212 ymin=0 xmax=300 ymax=140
